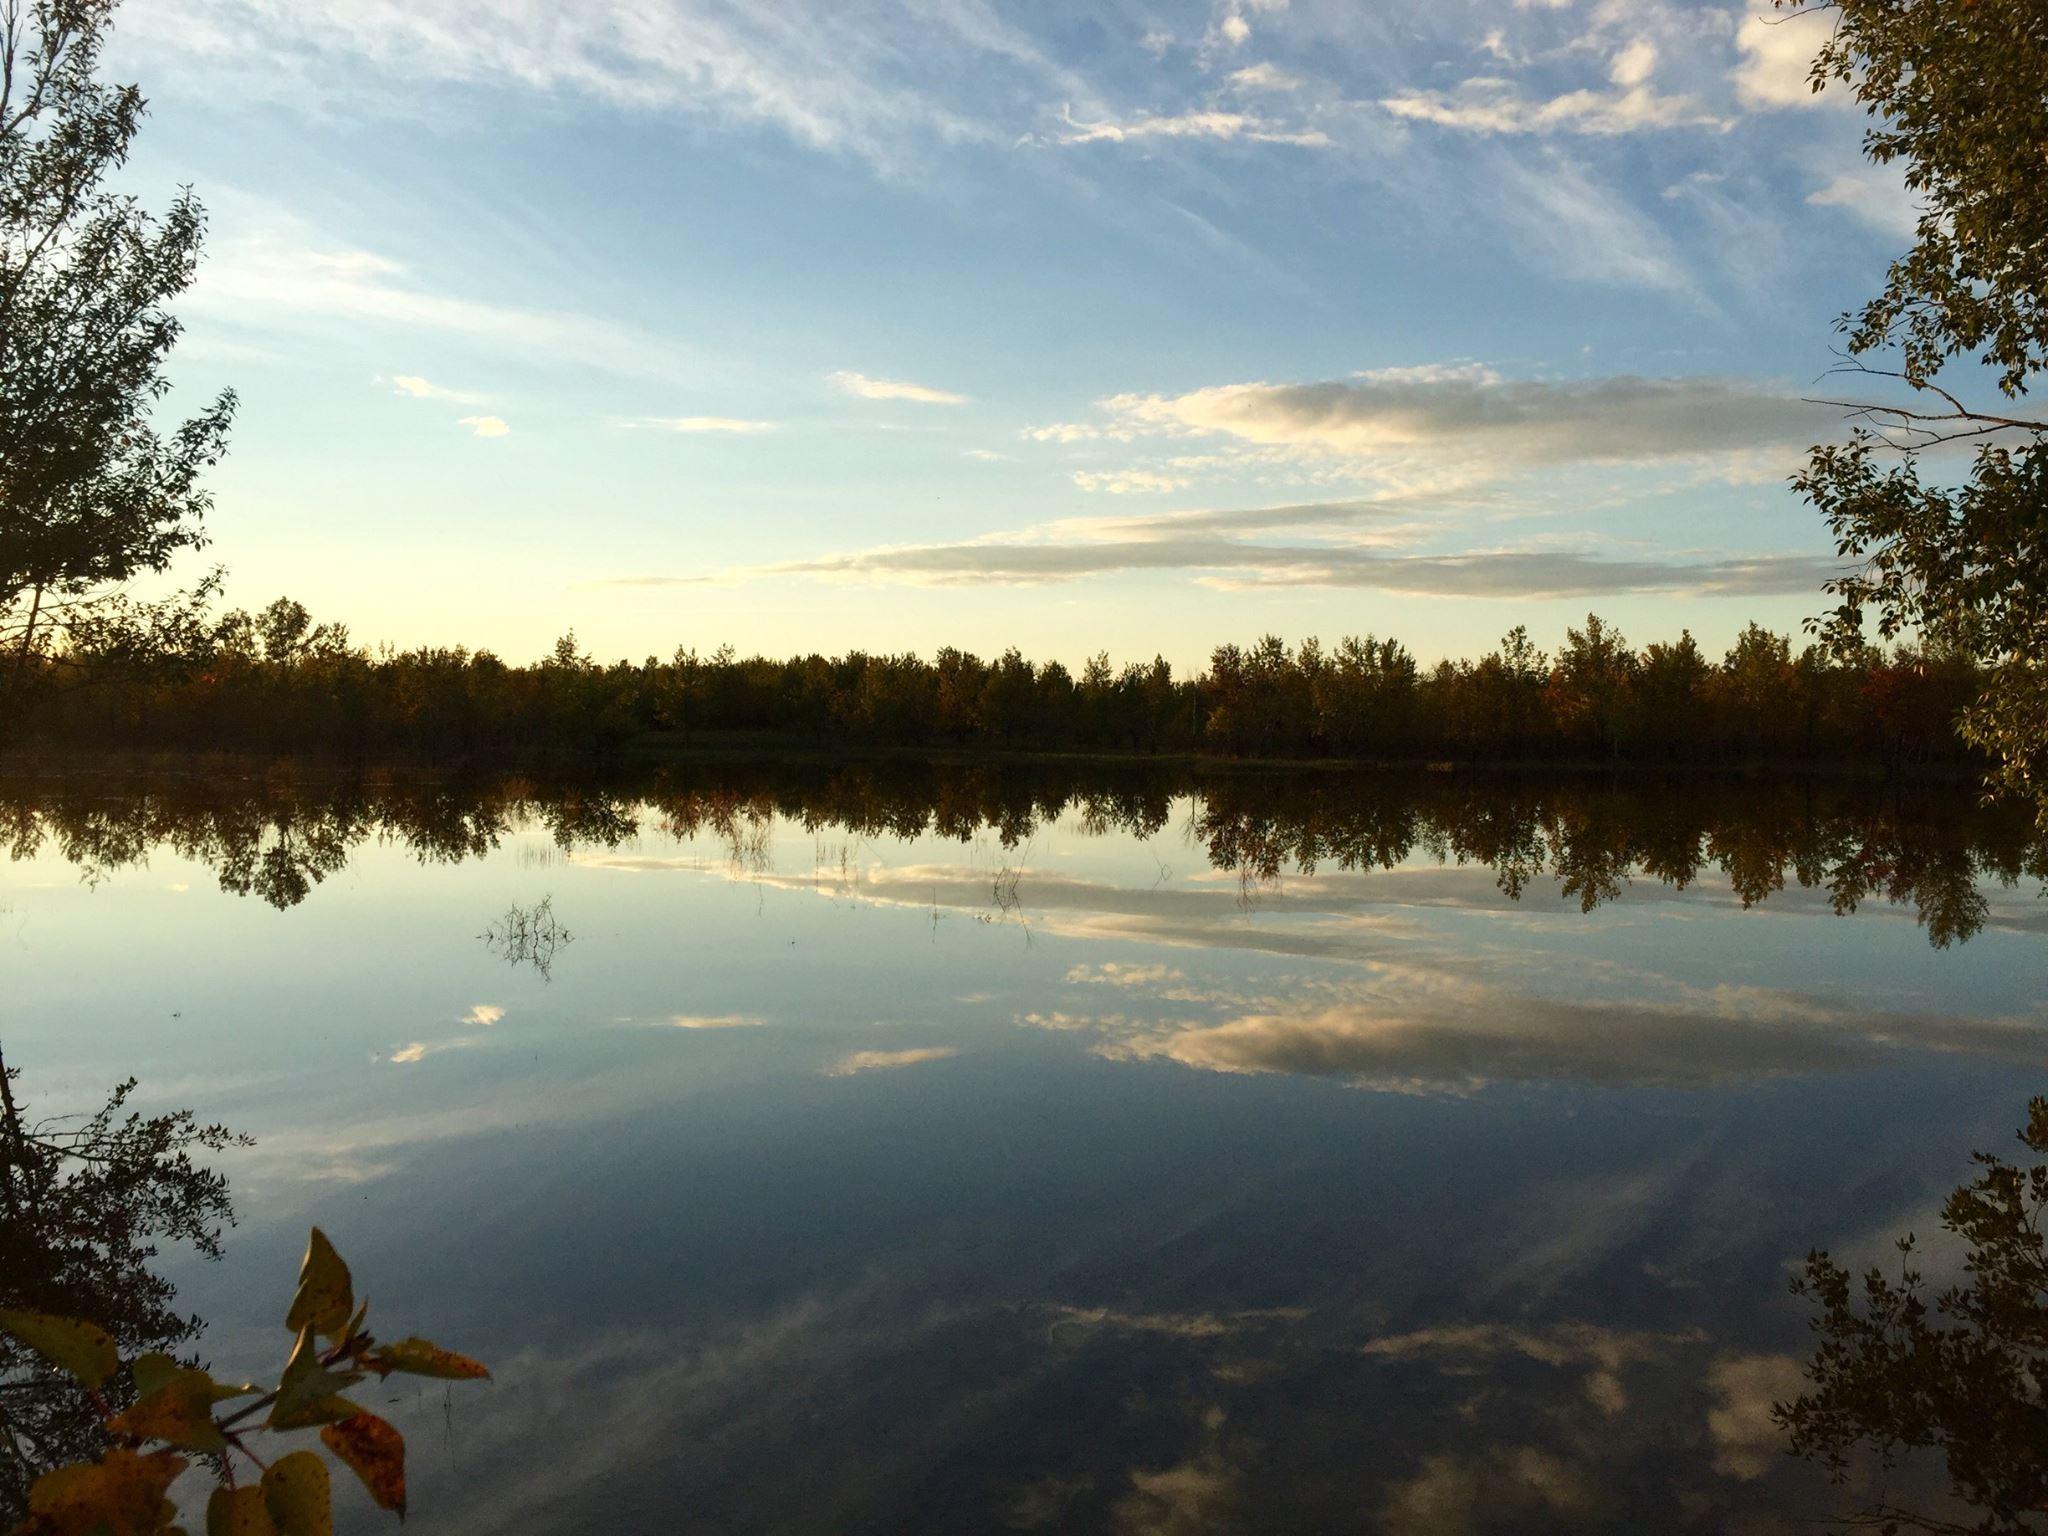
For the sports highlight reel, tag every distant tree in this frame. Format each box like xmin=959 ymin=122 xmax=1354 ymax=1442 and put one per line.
xmin=1783 ymin=0 xmax=2048 ymax=823
xmin=0 ymin=0 xmax=235 ymax=726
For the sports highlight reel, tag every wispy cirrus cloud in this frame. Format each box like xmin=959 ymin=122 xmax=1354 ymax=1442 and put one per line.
xmin=1045 ymin=105 xmax=1330 ymax=148
xmin=828 ymin=370 xmax=969 ymax=405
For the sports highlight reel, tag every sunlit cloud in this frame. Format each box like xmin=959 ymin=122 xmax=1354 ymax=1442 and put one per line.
xmin=458 ymin=415 xmax=511 ymax=438
xmin=1731 ymin=9 xmax=1840 ymax=111
xmin=461 ymin=1004 xmax=506 ymax=1027
xmin=1047 ymin=105 xmax=1330 ymax=148
xmin=634 ymin=416 xmax=779 ymax=434
xmin=1806 ymin=171 xmax=1919 ymax=240
xmin=1383 ymin=61 xmax=1726 ymax=138
xmin=828 ymin=370 xmax=968 ymax=405
xmin=661 ymin=1014 xmax=765 ymax=1029
xmin=387 ymin=373 xmax=480 ymax=403
xmin=824 ymin=1046 xmax=959 ymax=1077
xmin=1070 ymin=468 xmax=1188 ymax=495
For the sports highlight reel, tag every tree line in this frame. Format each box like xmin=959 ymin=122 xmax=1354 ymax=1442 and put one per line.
xmin=1 ymin=597 xmax=1987 ymax=772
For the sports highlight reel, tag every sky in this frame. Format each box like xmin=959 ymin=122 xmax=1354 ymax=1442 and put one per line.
xmin=106 ymin=0 xmax=1916 ymax=671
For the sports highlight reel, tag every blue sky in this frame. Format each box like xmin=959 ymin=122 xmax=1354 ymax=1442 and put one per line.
xmin=109 ymin=0 xmax=1913 ymax=670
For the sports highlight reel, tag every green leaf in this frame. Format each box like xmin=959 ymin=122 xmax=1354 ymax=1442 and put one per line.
xmin=0 ymin=1307 xmax=118 ymax=1390
xmin=284 ymin=1229 xmax=354 ymax=1338
xmin=365 ymin=1337 xmax=490 ymax=1381
xmin=206 ymin=1485 xmax=278 ymax=1536
xmin=320 ymin=1412 xmax=407 ymax=1518
xmin=260 ymin=1452 xmax=332 ymax=1536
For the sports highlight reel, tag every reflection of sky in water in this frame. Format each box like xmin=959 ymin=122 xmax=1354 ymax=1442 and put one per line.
xmin=4 ymin=782 xmax=2042 ymax=1533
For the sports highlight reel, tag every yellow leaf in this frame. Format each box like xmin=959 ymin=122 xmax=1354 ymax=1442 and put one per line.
xmin=105 ymin=1368 xmax=228 ymax=1458
xmin=284 ymin=1229 xmax=353 ymax=1339
xmin=320 ymin=1413 xmax=406 ymax=1519
xmin=205 ymin=1486 xmax=277 ymax=1536
xmin=266 ymin=1327 xmax=360 ymax=1431
xmin=366 ymin=1337 xmax=490 ymax=1381
xmin=260 ymin=1453 xmax=332 ymax=1536
xmin=24 ymin=1448 xmax=185 ymax=1535
xmin=0 ymin=1308 xmax=117 ymax=1390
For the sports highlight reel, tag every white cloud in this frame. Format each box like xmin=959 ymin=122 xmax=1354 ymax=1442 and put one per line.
xmin=388 ymin=373 xmax=480 ymax=403
xmin=1607 ymin=38 xmax=1657 ymax=89
xmin=661 ymin=1014 xmax=764 ymax=1029
xmin=1382 ymin=75 xmax=1725 ymax=136
xmin=461 ymin=1004 xmax=506 ymax=1026
xmin=824 ymin=1046 xmax=959 ymax=1076
xmin=962 ymin=448 xmax=1014 ymax=462
xmin=1494 ymin=155 xmax=1696 ymax=293
xmin=637 ymin=416 xmax=779 ymax=434
xmin=1226 ymin=62 xmax=1304 ymax=93
xmin=1732 ymin=9 xmax=1838 ymax=110
xmin=1806 ymin=171 xmax=1919 ymax=240
xmin=1049 ymin=105 xmax=1329 ymax=148
xmin=828 ymin=370 xmax=968 ymax=405
xmin=1071 ymin=468 xmax=1188 ymax=495
xmin=458 ymin=415 xmax=511 ymax=438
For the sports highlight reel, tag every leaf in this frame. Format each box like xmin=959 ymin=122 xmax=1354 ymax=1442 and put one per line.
xmin=260 ymin=1453 xmax=332 ymax=1536
xmin=0 ymin=1307 xmax=117 ymax=1390
xmin=267 ymin=1326 xmax=362 ymax=1431
xmin=320 ymin=1413 xmax=406 ymax=1519
xmin=205 ymin=1486 xmax=277 ymax=1536
xmin=23 ymin=1448 xmax=185 ymax=1535
xmin=284 ymin=1229 xmax=353 ymax=1338
xmin=131 ymin=1354 xmax=184 ymax=1401
xmin=107 ymin=1379 xmax=220 ymax=1454
xmin=365 ymin=1337 xmax=490 ymax=1381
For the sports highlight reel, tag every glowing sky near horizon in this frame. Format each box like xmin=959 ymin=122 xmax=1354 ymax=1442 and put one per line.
xmin=109 ymin=0 xmax=1912 ymax=670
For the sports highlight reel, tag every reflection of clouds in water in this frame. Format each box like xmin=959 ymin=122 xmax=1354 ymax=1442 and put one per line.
xmin=657 ymin=1014 xmax=764 ymax=1030
xmin=1381 ymin=1445 xmax=1605 ymax=1536
xmin=1706 ymin=1354 xmax=1808 ymax=1480
xmin=1362 ymin=1321 xmax=1707 ymax=1418
xmin=1059 ymin=977 xmax=2047 ymax=1092
xmin=824 ymin=1046 xmax=959 ymax=1077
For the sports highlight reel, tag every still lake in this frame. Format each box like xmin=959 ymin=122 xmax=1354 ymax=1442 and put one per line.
xmin=5 ymin=762 xmax=2045 ymax=1533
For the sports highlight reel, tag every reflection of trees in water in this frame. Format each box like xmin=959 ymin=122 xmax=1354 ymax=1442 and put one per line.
xmin=1779 ymin=1099 xmax=2048 ymax=1534
xmin=481 ymin=895 xmax=574 ymax=980
xmin=0 ymin=1049 xmax=244 ymax=1522
xmin=2 ymin=765 xmax=2039 ymax=944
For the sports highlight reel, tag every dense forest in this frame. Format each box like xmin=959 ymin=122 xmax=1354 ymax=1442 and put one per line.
xmin=3 ymin=597 xmax=1987 ymax=771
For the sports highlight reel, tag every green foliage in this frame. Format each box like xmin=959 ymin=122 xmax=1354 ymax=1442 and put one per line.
xmin=1782 ymin=0 xmax=2048 ymax=826
xmin=1778 ymin=1099 xmax=2048 ymax=1533
xmin=0 ymin=0 xmax=235 ymax=712
xmin=0 ymin=1228 xmax=486 ymax=1535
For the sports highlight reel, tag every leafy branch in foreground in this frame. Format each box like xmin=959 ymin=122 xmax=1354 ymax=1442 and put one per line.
xmin=1775 ymin=1098 xmax=2048 ymax=1534
xmin=0 ymin=1229 xmax=488 ymax=1535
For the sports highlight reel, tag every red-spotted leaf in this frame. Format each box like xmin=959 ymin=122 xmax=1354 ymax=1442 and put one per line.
xmin=320 ymin=1412 xmax=406 ymax=1518
xmin=364 ymin=1337 xmax=490 ymax=1381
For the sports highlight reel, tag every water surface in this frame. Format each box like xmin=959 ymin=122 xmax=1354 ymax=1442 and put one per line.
xmin=4 ymin=764 xmax=2043 ymax=1533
